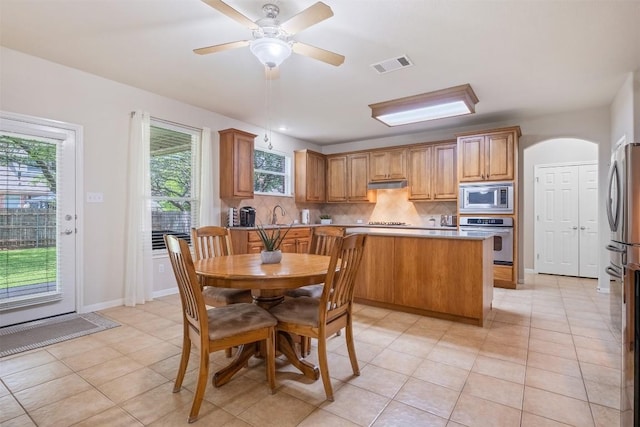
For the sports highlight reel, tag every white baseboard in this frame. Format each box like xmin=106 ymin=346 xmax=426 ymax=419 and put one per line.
xmin=80 ymin=287 xmax=178 ymax=314
xmin=525 ymin=268 xmax=536 ymax=274
xmin=81 ymin=298 xmax=124 ymax=313
xmin=153 ymin=287 xmax=179 ymax=298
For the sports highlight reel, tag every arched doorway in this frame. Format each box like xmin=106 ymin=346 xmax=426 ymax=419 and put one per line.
xmin=522 ymin=138 xmax=599 ymax=278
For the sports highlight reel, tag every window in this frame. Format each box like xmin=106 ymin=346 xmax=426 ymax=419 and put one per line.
xmin=254 ymin=148 xmax=291 ymax=196
xmin=150 ymin=120 xmax=200 ymax=250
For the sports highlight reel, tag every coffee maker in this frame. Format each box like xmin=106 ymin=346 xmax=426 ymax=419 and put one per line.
xmin=239 ymin=206 xmax=256 ymax=227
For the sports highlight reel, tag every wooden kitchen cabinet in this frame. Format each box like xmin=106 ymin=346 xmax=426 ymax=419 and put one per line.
xmin=407 ymin=146 xmax=432 ymax=200
xmin=369 ymin=148 xmax=406 ymax=181
xmin=407 ymin=142 xmax=457 ymax=201
xmin=230 ymin=227 xmax=311 ymax=254
xmin=457 ymin=126 xmax=520 ymax=182
xmin=326 ymin=153 xmax=375 ymax=203
xmin=348 ymin=153 xmax=372 ymax=202
xmin=432 ymin=143 xmax=458 ymax=199
xmin=219 ymin=128 xmax=256 ymax=199
xmin=353 ymin=236 xmax=395 ymax=303
xmin=326 ymin=155 xmax=348 ymax=202
xmin=353 ymin=234 xmax=494 ymax=326
xmin=294 ymin=149 xmax=326 ymax=203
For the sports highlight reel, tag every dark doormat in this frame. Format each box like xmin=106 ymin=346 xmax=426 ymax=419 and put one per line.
xmin=0 ymin=312 xmax=120 ymax=358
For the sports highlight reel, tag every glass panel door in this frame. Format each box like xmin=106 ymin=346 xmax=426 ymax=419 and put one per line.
xmin=0 ymin=113 xmax=78 ymax=327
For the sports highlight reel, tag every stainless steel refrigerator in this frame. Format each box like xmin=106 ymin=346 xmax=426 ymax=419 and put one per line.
xmin=606 ymin=142 xmax=640 ymax=426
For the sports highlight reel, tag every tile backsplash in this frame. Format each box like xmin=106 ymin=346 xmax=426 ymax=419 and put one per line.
xmin=221 ymin=189 xmax=457 ymax=227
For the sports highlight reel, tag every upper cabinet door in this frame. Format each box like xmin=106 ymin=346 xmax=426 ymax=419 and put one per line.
xmin=407 ymin=146 xmax=432 ymax=200
xmin=370 ymin=149 xmax=407 ymax=181
xmin=348 ymin=153 xmax=372 ymax=201
xmin=457 ymin=127 xmax=519 ymax=182
xmin=295 ymin=149 xmax=326 ymax=203
xmin=326 ymin=155 xmax=348 ymax=202
xmin=219 ymin=128 xmax=255 ymax=199
xmin=485 ymin=132 xmax=514 ymax=181
xmin=432 ymin=143 xmax=458 ymax=200
xmin=458 ymin=136 xmax=485 ymax=182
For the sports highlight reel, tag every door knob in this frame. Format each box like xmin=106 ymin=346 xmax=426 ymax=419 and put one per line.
xmin=572 ymin=226 xmax=578 ymax=230
xmin=580 ymin=226 xmax=586 ymax=230
xmin=61 ymin=229 xmax=74 ymax=235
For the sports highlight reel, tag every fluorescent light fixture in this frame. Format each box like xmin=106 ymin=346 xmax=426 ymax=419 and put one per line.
xmin=369 ymin=84 xmax=479 ymax=127
xmin=249 ymin=37 xmax=292 ymax=69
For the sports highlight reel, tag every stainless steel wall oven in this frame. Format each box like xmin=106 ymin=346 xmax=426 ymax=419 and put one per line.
xmin=459 ymin=217 xmax=514 ymax=265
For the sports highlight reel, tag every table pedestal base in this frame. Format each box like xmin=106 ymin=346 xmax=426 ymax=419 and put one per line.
xmin=277 ymin=332 xmax=319 ymax=380
xmin=212 ymin=333 xmax=319 ymax=387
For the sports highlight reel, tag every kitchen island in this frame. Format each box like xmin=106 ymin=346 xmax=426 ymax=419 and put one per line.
xmin=346 ymin=227 xmax=494 ymax=326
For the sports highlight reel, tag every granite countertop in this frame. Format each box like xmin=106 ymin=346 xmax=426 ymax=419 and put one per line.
xmin=229 ymin=223 xmax=460 ymax=231
xmin=345 ymin=227 xmax=494 ymax=240
xmin=228 ymin=224 xmax=491 ymax=240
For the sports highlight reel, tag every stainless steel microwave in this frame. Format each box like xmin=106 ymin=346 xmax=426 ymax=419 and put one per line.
xmin=459 ymin=182 xmax=514 ymax=214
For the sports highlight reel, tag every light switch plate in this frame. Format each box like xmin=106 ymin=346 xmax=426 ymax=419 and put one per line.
xmin=86 ymin=192 xmax=104 ymax=203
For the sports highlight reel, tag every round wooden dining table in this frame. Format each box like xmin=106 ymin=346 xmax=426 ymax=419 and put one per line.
xmin=194 ymin=252 xmax=333 ymax=384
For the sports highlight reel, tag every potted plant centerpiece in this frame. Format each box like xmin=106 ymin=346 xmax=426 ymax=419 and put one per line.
xmin=255 ymin=223 xmax=292 ymax=264
xmin=319 ymin=214 xmax=332 ymax=225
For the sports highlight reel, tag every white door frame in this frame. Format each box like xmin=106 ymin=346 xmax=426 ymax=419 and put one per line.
xmin=534 ymin=160 xmax=598 ymax=276
xmin=0 ymin=111 xmax=83 ymax=325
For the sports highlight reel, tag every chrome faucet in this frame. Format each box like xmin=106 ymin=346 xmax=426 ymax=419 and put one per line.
xmin=271 ymin=204 xmax=285 ymax=225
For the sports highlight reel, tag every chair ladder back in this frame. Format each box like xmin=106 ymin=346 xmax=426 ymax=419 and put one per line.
xmin=165 ymin=234 xmax=209 ymax=338
xmin=309 ymin=226 xmax=345 ymax=256
xmin=321 ymin=234 xmax=367 ymax=318
xmin=191 ymin=226 xmax=233 ymax=260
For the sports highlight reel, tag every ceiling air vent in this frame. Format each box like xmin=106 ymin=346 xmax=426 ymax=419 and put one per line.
xmin=370 ymin=55 xmax=413 ymax=74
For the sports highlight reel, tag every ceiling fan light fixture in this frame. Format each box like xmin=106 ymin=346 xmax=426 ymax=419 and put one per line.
xmin=369 ymin=84 xmax=479 ymax=126
xmin=249 ymin=37 xmax=292 ymax=68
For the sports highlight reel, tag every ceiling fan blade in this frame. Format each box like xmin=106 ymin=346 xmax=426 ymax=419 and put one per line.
xmin=265 ymin=66 xmax=280 ymax=80
xmin=201 ymin=0 xmax=259 ymax=30
xmin=193 ymin=40 xmax=249 ymax=55
xmin=292 ymin=42 xmax=345 ymax=66
xmin=280 ymin=2 xmax=333 ymax=35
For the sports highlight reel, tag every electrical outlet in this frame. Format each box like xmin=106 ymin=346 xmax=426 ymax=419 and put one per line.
xmin=356 ymin=219 xmax=363 ymax=224
xmin=158 ymin=264 xmax=165 ymax=273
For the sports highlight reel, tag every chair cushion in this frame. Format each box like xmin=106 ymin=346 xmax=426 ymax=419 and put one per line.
xmin=202 ymin=286 xmax=253 ymax=305
xmin=284 ymin=284 xmax=324 ymax=299
xmin=268 ymin=297 xmax=319 ymax=327
xmin=207 ymin=303 xmax=277 ymax=341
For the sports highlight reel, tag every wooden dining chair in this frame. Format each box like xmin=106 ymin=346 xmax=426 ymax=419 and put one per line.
xmin=164 ymin=234 xmax=277 ymax=423
xmin=285 ymin=226 xmax=346 ymax=355
xmin=269 ymin=233 xmax=367 ymax=401
xmin=285 ymin=226 xmax=345 ymax=299
xmin=191 ymin=226 xmax=253 ymax=306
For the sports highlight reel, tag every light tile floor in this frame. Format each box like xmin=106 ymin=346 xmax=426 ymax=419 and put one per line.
xmin=0 ymin=273 xmax=622 ymax=426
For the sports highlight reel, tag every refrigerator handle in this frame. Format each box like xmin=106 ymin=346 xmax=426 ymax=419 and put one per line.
xmin=606 ymin=265 xmax=622 ymax=279
xmin=606 ymin=244 xmax=626 ymax=253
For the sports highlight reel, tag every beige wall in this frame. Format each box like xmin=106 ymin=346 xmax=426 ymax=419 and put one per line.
xmin=0 ymin=47 xmax=319 ymax=310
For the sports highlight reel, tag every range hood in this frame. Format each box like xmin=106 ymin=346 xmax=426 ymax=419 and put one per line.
xmin=367 ymin=180 xmax=408 ymax=190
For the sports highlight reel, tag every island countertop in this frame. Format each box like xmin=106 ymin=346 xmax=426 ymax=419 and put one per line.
xmin=345 ymin=227 xmax=494 ymax=240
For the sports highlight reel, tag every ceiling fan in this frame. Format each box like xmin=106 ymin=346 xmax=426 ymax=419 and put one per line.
xmin=194 ymin=0 xmax=345 ymax=77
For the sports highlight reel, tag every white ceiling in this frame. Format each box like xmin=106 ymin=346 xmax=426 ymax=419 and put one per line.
xmin=1 ymin=0 xmax=639 ymax=145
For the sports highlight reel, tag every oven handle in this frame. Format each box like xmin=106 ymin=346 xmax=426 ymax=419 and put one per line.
xmin=459 ymin=227 xmax=513 ymax=235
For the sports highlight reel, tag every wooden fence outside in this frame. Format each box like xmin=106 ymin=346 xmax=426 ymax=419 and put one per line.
xmin=0 ymin=209 xmax=56 ymax=249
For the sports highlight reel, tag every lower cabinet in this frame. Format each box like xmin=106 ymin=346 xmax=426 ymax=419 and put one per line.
xmin=353 ymin=236 xmax=395 ymax=302
xmin=230 ymin=228 xmax=311 ymax=254
xmin=354 ymin=235 xmax=494 ymax=326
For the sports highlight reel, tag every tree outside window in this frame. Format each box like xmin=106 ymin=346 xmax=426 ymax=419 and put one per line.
xmin=150 ymin=122 xmax=199 ymax=250
xmin=254 ymin=149 xmax=290 ymax=196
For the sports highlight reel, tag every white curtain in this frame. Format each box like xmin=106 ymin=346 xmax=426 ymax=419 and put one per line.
xmin=123 ymin=111 xmax=153 ymax=306
xmin=198 ymin=127 xmax=216 ymax=226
